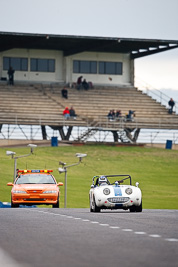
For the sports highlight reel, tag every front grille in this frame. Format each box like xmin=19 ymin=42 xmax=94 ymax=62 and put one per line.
xmin=27 ymin=190 xmax=43 ymax=193
xmin=107 ymin=197 xmax=130 ymax=203
xmin=24 ymin=198 xmax=45 ymax=201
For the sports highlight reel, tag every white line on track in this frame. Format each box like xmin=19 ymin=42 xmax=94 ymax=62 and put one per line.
xmin=134 ymin=232 xmax=146 ymax=235
xmin=165 ymin=238 xmax=178 ymax=242
xmin=149 ymin=234 xmax=161 ymax=238
xmin=27 ymin=209 xmax=178 ymax=243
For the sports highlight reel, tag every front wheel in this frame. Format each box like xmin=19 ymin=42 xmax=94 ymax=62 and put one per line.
xmin=135 ymin=201 xmax=142 ymax=212
xmin=11 ymin=200 xmax=19 ymax=208
xmin=93 ymin=197 xmax=100 ymax=213
xmin=89 ymin=196 xmax=93 ymax=212
xmin=129 ymin=205 xmax=136 ymax=212
xmin=53 ymin=196 xmax=59 ymax=208
xmin=130 ymin=201 xmax=142 ymax=212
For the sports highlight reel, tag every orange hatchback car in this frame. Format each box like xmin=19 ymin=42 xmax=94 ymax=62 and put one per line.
xmin=7 ymin=169 xmax=63 ymax=208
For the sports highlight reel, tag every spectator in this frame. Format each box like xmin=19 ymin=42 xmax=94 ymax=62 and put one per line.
xmin=77 ymin=76 xmax=83 ymax=89
xmin=107 ymin=110 xmax=115 ymax=121
xmin=112 ymin=109 xmax=116 ymax=119
xmin=88 ymin=81 xmax=94 ymax=89
xmin=69 ymin=106 xmax=77 ymax=119
xmin=61 ymin=87 xmax=68 ymax=99
xmin=116 ymin=110 xmax=122 ymax=118
xmin=126 ymin=110 xmax=135 ymax=121
xmin=82 ymin=79 xmax=89 ymax=90
xmin=168 ymin=98 xmax=175 ymax=114
xmin=63 ymin=107 xmax=70 ymax=119
xmin=7 ymin=66 xmax=15 ymax=85
xmin=107 ymin=110 xmax=113 ymax=120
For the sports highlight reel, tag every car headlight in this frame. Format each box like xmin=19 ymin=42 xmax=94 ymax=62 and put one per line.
xmin=43 ymin=190 xmax=57 ymax=194
xmin=125 ymin=188 xmax=132 ymax=195
xmin=12 ymin=190 xmax=27 ymax=194
xmin=103 ymin=188 xmax=110 ymax=195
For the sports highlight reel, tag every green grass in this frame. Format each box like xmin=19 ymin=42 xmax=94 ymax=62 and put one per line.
xmin=0 ymin=145 xmax=178 ymax=209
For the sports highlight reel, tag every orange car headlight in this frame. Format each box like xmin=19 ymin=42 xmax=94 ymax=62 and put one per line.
xmin=12 ymin=190 xmax=27 ymax=194
xmin=43 ymin=190 xmax=57 ymax=194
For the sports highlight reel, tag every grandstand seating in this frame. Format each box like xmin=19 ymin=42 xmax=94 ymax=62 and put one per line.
xmin=0 ymin=84 xmax=86 ymax=127
xmin=45 ymin=85 xmax=178 ymax=130
xmin=0 ymin=83 xmax=178 ymax=141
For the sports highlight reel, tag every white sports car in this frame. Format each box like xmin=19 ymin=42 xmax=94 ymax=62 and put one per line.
xmin=89 ymin=175 xmax=142 ymax=212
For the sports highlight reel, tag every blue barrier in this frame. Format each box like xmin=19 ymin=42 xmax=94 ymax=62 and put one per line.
xmin=165 ymin=140 xmax=172 ymax=149
xmin=0 ymin=202 xmax=11 ymax=208
xmin=19 ymin=205 xmax=37 ymax=208
xmin=0 ymin=201 xmax=36 ymax=208
xmin=51 ymin=136 xmax=58 ymax=147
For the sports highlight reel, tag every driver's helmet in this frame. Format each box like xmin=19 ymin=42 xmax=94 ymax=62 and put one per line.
xmin=98 ymin=176 xmax=108 ymax=185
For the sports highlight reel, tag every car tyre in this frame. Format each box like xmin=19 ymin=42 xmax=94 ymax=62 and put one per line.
xmin=136 ymin=201 xmax=142 ymax=212
xmin=53 ymin=196 xmax=59 ymax=208
xmin=129 ymin=205 xmax=136 ymax=212
xmin=11 ymin=198 xmax=19 ymax=208
xmin=93 ymin=197 xmax=100 ymax=213
xmin=89 ymin=196 xmax=93 ymax=212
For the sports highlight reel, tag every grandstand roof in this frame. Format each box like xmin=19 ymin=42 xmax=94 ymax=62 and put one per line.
xmin=0 ymin=31 xmax=178 ymax=59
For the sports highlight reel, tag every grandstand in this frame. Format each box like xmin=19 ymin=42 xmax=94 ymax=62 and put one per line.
xmin=0 ymin=83 xmax=178 ymax=143
xmin=0 ymin=32 xmax=178 ymax=143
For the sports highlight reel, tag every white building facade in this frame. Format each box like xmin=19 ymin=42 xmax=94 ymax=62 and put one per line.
xmin=0 ymin=48 xmax=134 ymax=86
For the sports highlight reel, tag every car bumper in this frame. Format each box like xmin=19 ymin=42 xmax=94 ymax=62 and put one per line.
xmin=97 ymin=197 xmax=140 ymax=209
xmin=12 ymin=193 xmax=58 ymax=205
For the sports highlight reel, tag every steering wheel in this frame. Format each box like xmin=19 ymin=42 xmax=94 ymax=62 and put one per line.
xmin=111 ymin=180 xmax=123 ymax=185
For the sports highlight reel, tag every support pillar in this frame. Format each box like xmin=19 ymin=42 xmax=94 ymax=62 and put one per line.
xmin=49 ymin=126 xmax=73 ymax=140
xmin=125 ymin=128 xmax=141 ymax=143
xmin=65 ymin=126 xmax=73 ymax=140
xmin=133 ymin=128 xmax=140 ymax=142
xmin=41 ymin=125 xmax=47 ymax=140
xmin=111 ymin=131 xmax=119 ymax=142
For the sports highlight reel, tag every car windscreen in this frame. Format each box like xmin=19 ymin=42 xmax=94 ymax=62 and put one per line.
xmin=15 ymin=174 xmax=56 ymax=184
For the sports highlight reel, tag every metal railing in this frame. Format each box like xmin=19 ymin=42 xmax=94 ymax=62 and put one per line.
xmin=95 ymin=116 xmax=178 ymax=130
xmin=135 ymin=77 xmax=178 ymax=114
xmin=1 ymin=123 xmax=178 ymax=145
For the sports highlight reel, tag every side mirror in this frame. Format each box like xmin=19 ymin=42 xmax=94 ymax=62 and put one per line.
xmin=135 ymin=182 xmax=139 ymax=187
xmin=91 ymin=184 xmax=94 ymax=188
xmin=57 ymin=182 xmax=63 ymax=186
xmin=7 ymin=182 xmax=14 ymax=186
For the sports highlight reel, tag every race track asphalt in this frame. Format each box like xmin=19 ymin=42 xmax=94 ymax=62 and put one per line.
xmin=0 ymin=208 xmax=178 ymax=267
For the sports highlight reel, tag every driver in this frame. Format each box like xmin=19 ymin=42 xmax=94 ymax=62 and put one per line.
xmin=98 ymin=176 xmax=109 ymax=186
